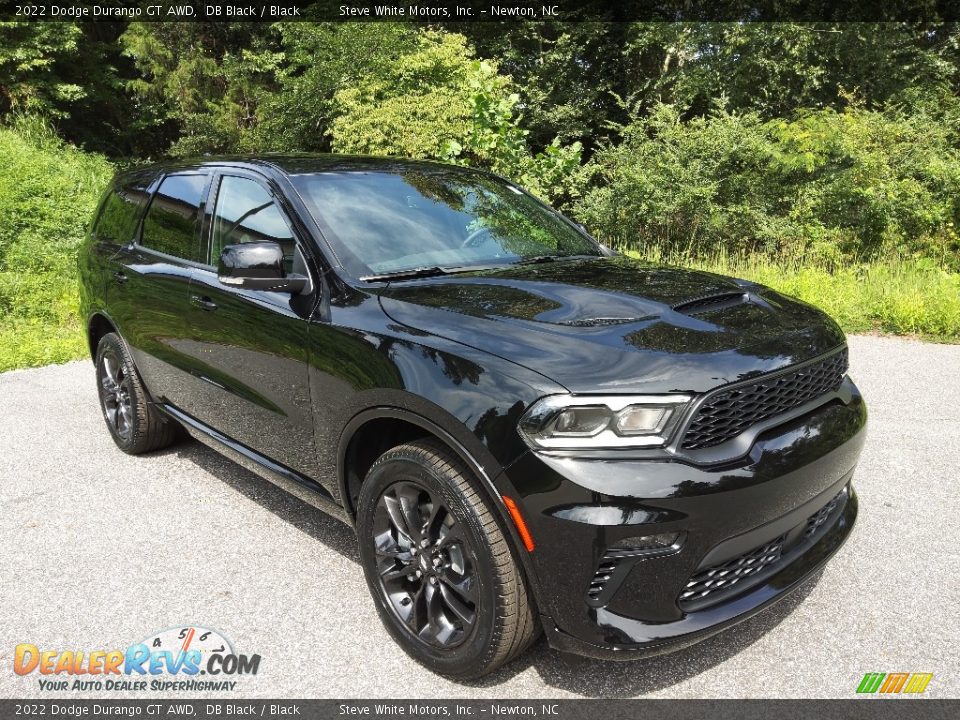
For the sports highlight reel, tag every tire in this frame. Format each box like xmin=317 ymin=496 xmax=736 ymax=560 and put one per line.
xmin=95 ymin=332 xmax=179 ymax=454
xmin=356 ymin=439 xmax=539 ymax=678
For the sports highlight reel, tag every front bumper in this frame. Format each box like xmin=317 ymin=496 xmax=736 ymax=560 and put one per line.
xmin=495 ymin=379 xmax=866 ymax=658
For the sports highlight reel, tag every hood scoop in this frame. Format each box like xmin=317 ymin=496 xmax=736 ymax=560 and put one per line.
xmin=673 ymin=291 xmax=749 ymax=316
xmin=556 ymin=316 xmax=652 ymax=328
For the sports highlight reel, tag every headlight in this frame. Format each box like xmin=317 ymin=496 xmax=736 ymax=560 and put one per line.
xmin=518 ymin=395 xmax=691 ymax=450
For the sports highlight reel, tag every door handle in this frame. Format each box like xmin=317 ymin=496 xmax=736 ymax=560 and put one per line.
xmin=191 ymin=295 xmax=218 ymax=311
xmin=113 ymin=271 xmax=128 ymax=285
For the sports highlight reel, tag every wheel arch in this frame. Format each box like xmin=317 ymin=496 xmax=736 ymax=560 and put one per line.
xmin=337 ymin=406 xmax=543 ymax=602
xmin=87 ymin=312 xmax=119 ymax=361
xmin=338 ymin=407 xmax=506 ymax=519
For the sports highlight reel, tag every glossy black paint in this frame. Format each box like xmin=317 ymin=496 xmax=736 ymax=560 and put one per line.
xmin=496 ymin=383 xmax=865 ymax=653
xmin=78 ymin=155 xmax=866 ymax=660
xmin=180 ymin=264 xmax=320 ymax=482
xmin=378 ymin=258 xmax=846 ymax=396
xmin=217 ymin=241 xmax=308 ymax=294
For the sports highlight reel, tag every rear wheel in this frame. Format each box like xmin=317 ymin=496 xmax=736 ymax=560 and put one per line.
xmin=95 ymin=332 xmax=179 ymax=454
xmin=356 ymin=439 xmax=538 ymax=678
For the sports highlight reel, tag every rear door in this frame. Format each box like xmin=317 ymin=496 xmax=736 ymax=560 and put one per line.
xmin=87 ymin=170 xmax=153 ymax=320
xmin=177 ymin=170 xmax=320 ymax=481
xmin=109 ymin=171 xmax=211 ymax=407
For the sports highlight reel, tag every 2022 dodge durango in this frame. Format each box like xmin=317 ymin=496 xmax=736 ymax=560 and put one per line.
xmin=78 ymin=156 xmax=866 ymax=678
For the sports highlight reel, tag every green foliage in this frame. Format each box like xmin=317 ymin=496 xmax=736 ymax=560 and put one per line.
xmin=0 ymin=22 xmax=84 ymax=115
xmin=119 ymin=22 xmax=421 ymax=157
xmin=330 ymin=32 xmax=481 ymax=159
xmin=1 ymin=22 xmax=133 ymax=156
xmin=619 ymin=23 xmax=960 ymax=120
xmin=458 ymin=22 xmax=960 ymax=158
xmin=120 ymin=21 xmax=279 ymax=157
xmin=627 ymin=248 xmax=960 ymax=341
xmin=329 ymin=31 xmax=581 ymax=203
xmin=3 ymin=21 xmax=960 ymax=372
xmin=0 ymin=117 xmax=112 ymax=371
xmin=249 ymin=22 xmax=417 ymax=153
xmin=577 ymin=104 xmax=960 ymax=268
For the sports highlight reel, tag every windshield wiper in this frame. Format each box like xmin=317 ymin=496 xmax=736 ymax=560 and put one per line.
xmin=361 ymin=264 xmax=502 ymax=282
xmin=362 ymin=255 xmax=596 ymax=281
xmin=513 ymin=253 xmax=598 ymax=266
xmin=514 ymin=255 xmax=560 ymax=265
xmin=360 ymin=266 xmax=452 ymax=282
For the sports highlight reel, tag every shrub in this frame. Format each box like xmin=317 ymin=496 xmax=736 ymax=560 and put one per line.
xmin=577 ymin=104 xmax=960 ymax=269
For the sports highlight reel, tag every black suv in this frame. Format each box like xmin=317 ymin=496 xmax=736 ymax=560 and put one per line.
xmin=79 ymin=156 xmax=865 ymax=678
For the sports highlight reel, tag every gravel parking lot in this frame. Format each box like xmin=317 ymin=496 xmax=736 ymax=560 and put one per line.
xmin=1 ymin=334 xmax=958 ymax=699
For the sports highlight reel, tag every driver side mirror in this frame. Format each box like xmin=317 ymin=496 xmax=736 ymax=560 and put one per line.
xmin=218 ymin=242 xmax=308 ymax=294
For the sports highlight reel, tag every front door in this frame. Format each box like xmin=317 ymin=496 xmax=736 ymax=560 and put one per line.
xmin=178 ymin=171 xmax=320 ymax=482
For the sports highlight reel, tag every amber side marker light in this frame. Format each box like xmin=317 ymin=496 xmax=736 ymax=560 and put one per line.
xmin=502 ymin=495 xmax=535 ymax=552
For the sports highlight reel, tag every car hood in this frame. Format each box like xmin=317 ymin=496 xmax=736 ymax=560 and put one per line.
xmin=377 ymin=257 xmax=846 ymax=394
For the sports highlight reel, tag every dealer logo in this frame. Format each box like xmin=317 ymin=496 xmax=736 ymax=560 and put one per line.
xmin=13 ymin=625 xmax=261 ymax=692
xmin=856 ymin=672 xmax=933 ymax=695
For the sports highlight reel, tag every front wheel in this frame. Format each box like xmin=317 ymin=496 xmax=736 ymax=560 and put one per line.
xmin=356 ymin=439 xmax=539 ymax=678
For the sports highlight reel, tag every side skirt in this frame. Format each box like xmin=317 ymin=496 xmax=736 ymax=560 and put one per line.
xmin=159 ymin=403 xmax=353 ymax=527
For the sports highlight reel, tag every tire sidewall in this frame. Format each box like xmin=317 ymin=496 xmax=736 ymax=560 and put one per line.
xmin=356 ymin=453 xmax=501 ymax=676
xmin=95 ymin=333 xmax=142 ymax=452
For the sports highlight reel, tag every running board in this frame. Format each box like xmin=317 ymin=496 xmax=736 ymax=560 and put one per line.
xmin=158 ymin=403 xmax=352 ymax=527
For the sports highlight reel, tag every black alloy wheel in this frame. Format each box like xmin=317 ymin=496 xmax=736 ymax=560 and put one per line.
xmin=98 ymin=347 xmax=133 ymax=441
xmin=356 ymin=439 xmax=539 ymax=678
xmin=372 ymin=480 xmax=479 ymax=649
xmin=94 ymin=332 xmax=179 ymax=454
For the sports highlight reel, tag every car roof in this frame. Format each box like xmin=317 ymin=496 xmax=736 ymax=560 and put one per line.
xmin=122 ymin=154 xmax=480 ymax=180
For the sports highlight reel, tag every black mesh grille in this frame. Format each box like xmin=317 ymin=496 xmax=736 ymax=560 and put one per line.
xmin=681 ymin=348 xmax=848 ymax=450
xmin=804 ymin=491 xmax=844 ymax=538
xmin=680 ymin=487 xmax=847 ymax=609
xmin=680 ymin=535 xmax=786 ymax=607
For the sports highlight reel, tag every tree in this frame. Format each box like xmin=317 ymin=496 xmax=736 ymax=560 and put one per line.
xmin=576 ymin=103 xmax=960 ymax=267
xmin=120 ymin=21 xmax=276 ymax=157
xmin=631 ymin=22 xmax=960 ymax=119
xmin=0 ymin=22 xmax=84 ymax=116
xmin=454 ymin=22 xmax=635 ymax=155
xmin=249 ymin=22 xmax=417 ymax=152
xmin=329 ymin=31 xmax=582 ymax=203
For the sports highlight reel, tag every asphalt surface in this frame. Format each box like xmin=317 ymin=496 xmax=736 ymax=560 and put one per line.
xmin=1 ymin=335 xmax=958 ymax=699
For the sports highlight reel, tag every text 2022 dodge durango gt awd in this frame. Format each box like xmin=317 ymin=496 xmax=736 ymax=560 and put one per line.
xmin=78 ymin=156 xmax=865 ymax=678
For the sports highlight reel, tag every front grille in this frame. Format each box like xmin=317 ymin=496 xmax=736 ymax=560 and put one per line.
xmin=680 ymin=535 xmax=786 ymax=606
xmin=681 ymin=348 xmax=848 ymax=450
xmin=680 ymin=487 xmax=847 ymax=610
xmin=804 ymin=489 xmax=844 ymax=538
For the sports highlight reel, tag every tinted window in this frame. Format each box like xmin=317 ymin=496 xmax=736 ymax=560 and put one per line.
xmin=141 ymin=174 xmax=207 ymax=262
xmin=290 ymin=169 xmax=600 ymax=277
xmin=211 ymin=175 xmax=295 ymax=271
xmin=93 ymin=176 xmax=151 ymax=245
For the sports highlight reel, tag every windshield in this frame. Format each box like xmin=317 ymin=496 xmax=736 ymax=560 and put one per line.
xmin=289 ymin=167 xmax=601 ymax=278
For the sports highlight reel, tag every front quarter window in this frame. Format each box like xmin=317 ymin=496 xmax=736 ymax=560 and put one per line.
xmin=289 ymin=168 xmax=600 ymax=278
xmin=211 ymin=175 xmax=296 ymax=271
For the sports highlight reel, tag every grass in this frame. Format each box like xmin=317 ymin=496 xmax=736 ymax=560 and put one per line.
xmin=3 ymin=254 xmax=956 ymax=374
xmin=626 ymin=248 xmax=960 ymax=342
xmin=0 ymin=117 xmax=112 ymax=372
xmin=0 ymin=316 xmax=87 ymax=373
